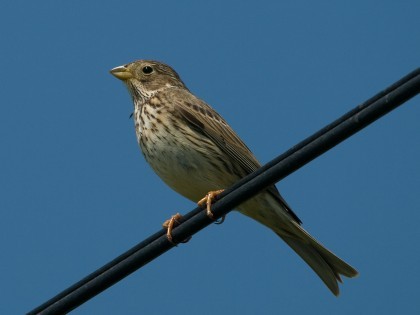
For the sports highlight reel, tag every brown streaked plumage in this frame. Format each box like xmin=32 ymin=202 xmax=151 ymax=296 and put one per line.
xmin=110 ymin=60 xmax=358 ymax=295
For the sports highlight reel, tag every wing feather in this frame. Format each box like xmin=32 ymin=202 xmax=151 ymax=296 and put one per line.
xmin=172 ymin=89 xmax=302 ymax=223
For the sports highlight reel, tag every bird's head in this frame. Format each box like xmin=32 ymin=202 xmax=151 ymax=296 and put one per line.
xmin=110 ymin=60 xmax=186 ymax=102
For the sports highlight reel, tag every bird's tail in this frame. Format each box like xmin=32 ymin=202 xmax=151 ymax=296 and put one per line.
xmin=275 ymin=221 xmax=358 ymax=296
xmin=237 ymin=194 xmax=358 ymax=295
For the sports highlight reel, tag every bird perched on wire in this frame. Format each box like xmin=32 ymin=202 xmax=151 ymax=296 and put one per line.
xmin=110 ymin=60 xmax=358 ymax=295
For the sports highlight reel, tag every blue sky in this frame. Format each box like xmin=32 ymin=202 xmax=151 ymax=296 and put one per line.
xmin=1 ymin=1 xmax=419 ymax=314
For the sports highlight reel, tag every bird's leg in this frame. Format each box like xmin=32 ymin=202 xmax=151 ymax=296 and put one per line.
xmin=197 ymin=189 xmax=226 ymax=224
xmin=162 ymin=213 xmax=191 ymax=244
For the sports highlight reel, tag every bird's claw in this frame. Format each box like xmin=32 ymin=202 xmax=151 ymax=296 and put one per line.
xmin=163 ymin=213 xmax=191 ymax=245
xmin=197 ymin=189 xmax=226 ymax=224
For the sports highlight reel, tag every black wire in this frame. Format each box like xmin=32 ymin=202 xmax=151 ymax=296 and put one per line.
xmin=28 ymin=68 xmax=420 ymax=315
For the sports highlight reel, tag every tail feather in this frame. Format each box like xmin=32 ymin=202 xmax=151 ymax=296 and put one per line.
xmin=278 ymin=234 xmax=340 ymax=295
xmin=237 ymin=195 xmax=358 ymax=295
xmin=276 ymin=222 xmax=358 ymax=296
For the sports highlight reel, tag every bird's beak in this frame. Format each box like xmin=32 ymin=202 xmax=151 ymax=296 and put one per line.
xmin=110 ymin=65 xmax=133 ymax=80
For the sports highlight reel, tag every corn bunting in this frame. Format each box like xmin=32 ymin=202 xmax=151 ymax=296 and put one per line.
xmin=110 ymin=60 xmax=358 ymax=295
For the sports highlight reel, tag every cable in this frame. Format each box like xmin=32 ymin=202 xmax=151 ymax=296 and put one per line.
xmin=28 ymin=68 xmax=420 ymax=315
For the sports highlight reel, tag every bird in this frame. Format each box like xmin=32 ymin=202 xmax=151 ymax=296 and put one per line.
xmin=110 ymin=60 xmax=358 ymax=295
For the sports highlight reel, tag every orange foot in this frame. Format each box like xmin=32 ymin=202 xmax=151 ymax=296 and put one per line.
xmin=162 ymin=213 xmax=191 ymax=244
xmin=197 ymin=189 xmax=226 ymax=224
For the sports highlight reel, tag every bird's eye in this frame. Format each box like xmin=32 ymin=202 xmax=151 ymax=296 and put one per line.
xmin=142 ymin=66 xmax=153 ymax=74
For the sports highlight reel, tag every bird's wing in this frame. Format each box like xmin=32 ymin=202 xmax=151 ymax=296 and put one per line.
xmin=174 ymin=90 xmax=302 ymax=224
